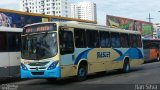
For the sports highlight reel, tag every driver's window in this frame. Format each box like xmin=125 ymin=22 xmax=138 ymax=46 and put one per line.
xmin=59 ymin=30 xmax=74 ymax=54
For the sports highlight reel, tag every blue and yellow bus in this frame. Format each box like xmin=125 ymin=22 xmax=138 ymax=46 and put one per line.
xmin=20 ymin=22 xmax=144 ymax=81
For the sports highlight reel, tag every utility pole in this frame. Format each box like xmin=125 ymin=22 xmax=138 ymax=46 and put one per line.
xmin=146 ymin=13 xmax=153 ymax=23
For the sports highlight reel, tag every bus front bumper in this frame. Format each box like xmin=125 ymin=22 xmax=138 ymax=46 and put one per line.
xmin=20 ymin=67 xmax=61 ymax=79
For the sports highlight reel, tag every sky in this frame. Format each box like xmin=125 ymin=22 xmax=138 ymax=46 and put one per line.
xmin=0 ymin=0 xmax=160 ymax=25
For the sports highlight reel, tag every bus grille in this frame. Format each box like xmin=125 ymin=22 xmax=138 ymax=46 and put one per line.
xmin=29 ymin=62 xmax=49 ymax=66
xmin=31 ymin=72 xmax=44 ymax=75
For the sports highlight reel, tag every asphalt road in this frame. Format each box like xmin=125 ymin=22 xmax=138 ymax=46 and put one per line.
xmin=1 ymin=62 xmax=160 ymax=90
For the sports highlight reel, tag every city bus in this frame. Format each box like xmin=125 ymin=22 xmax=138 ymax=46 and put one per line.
xmin=20 ymin=22 xmax=144 ymax=81
xmin=0 ymin=27 xmax=22 ymax=78
xmin=143 ymin=38 xmax=160 ymax=62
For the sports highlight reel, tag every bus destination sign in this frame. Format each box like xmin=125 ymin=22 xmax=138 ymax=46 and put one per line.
xmin=23 ymin=24 xmax=57 ymax=34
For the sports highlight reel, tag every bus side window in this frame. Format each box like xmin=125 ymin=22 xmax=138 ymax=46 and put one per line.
xmin=86 ymin=30 xmax=99 ymax=48
xmin=7 ymin=32 xmax=21 ymax=52
xmin=120 ymin=33 xmax=129 ymax=48
xmin=99 ymin=31 xmax=110 ymax=48
xmin=59 ymin=30 xmax=74 ymax=54
xmin=74 ymin=28 xmax=86 ymax=48
xmin=0 ymin=32 xmax=7 ymax=52
xmin=111 ymin=32 xmax=121 ymax=48
xmin=130 ymin=34 xmax=137 ymax=48
xmin=137 ymin=35 xmax=142 ymax=48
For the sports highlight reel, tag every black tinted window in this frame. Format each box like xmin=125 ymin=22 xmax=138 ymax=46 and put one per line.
xmin=111 ymin=32 xmax=121 ymax=48
xmin=130 ymin=34 xmax=137 ymax=47
xmin=120 ymin=34 xmax=129 ymax=48
xmin=74 ymin=28 xmax=86 ymax=48
xmin=0 ymin=32 xmax=7 ymax=52
xmin=60 ymin=30 xmax=74 ymax=54
xmin=7 ymin=32 xmax=21 ymax=51
xmin=86 ymin=30 xmax=99 ymax=48
xmin=99 ymin=31 xmax=110 ymax=48
xmin=0 ymin=32 xmax=21 ymax=52
xmin=137 ymin=35 xmax=142 ymax=48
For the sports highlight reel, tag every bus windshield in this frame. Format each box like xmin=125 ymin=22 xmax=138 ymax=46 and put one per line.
xmin=21 ymin=32 xmax=57 ymax=60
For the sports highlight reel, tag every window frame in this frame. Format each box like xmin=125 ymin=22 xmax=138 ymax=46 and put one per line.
xmin=110 ymin=32 xmax=121 ymax=48
xmin=0 ymin=32 xmax=7 ymax=52
xmin=59 ymin=30 xmax=74 ymax=55
xmin=99 ymin=31 xmax=111 ymax=48
xmin=0 ymin=32 xmax=21 ymax=52
xmin=130 ymin=34 xmax=137 ymax=48
xmin=86 ymin=30 xmax=100 ymax=48
xmin=120 ymin=33 xmax=130 ymax=48
xmin=137 ymin=35 xmax=142 ymax=48
xmin=74 ymin=28 xmax=86 ymax=48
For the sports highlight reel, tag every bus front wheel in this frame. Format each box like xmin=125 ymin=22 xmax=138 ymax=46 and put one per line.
xmin=77 ymin=64 xmax=87 ymax=81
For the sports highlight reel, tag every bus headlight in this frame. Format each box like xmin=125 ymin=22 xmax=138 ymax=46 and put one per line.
xmin=21 ymin=63 xmax=28 ymax=70
xmin=47 ymin=61 xmax=59 ymax=70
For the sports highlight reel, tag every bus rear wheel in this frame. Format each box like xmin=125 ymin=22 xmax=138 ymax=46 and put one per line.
xmin=122 ymin=59 xmax=130 ymax=73
xmin=77 ymin=65 xmax=87 ymax=81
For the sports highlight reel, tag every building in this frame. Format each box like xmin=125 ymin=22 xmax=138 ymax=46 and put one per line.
xmin=71 ymin=2 xmax=97 ymax=21
xmin=20 ymin=0 xmax=70 ymax=17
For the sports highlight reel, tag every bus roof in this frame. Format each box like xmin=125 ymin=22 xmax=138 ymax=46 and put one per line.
xmin=0 ymin=27 xmax=22 ymax=32
xmin=24 ymin=22 xmax=141 ymax=35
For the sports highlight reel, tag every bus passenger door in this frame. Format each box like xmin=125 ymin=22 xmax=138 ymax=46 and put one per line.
xmin=59 ymin=30 xmax=75 ymax=77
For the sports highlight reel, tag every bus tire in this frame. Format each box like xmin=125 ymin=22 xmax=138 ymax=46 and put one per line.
xmin=122 ymin=59 xmax=130 ymax=73
xmin=77 ymin=64 xmax=87 ymax=81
